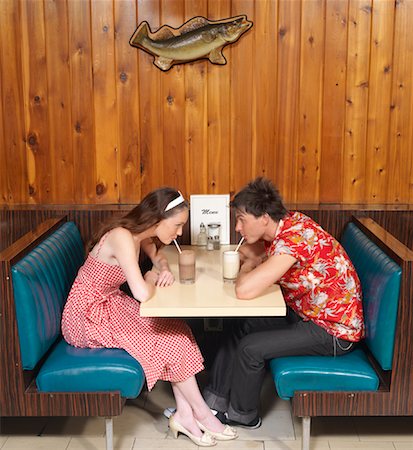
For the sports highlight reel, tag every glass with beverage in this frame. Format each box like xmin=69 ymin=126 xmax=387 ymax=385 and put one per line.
xmin=178 ymin=250 xmax=196 ymax=284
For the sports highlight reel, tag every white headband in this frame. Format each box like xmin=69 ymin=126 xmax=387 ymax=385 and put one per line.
xmin=165 ymin=191 xmax=185 ymax=212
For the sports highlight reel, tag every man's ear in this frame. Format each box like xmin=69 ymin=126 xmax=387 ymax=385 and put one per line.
xmin=262 ymin=213 xmax=271 ymax=225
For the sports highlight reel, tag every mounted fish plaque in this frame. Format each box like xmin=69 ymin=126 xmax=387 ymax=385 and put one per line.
xmin=129 ymin=15 xmax=253 ymax=72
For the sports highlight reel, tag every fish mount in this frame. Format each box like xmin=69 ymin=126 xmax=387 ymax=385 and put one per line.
xmin=129 ymin=15 xmax=253 ymax=72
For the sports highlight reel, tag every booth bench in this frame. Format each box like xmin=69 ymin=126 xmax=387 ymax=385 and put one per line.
xmin=0 ymin=216 xmax=146 ymax=450
xmin=270 ymin=217 xmax=413 ymax=450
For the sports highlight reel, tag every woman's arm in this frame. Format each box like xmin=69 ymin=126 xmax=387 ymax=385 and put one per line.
xmin=235 ymin=252 xmax=296 ymax=300
xmin=109 ymin=229 xmax=157 ymax=302
xmin=141 ymin=238 xmax=174 ymax=287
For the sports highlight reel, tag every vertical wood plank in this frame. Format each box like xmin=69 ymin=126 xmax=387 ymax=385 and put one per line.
xmin=296 ymin=0 xmax=325 ymax=203
xmin=207 ymin=0 xmax=231 ymax=195
xmin=0 ymin=0 xmax=27 ymax=203
xmin=44 ymin=0 xmax=74 ymax=203
xmin=20 ymin=0 xmax=51 ymax=204
xmin=231 ymin=0 xmax=254 ymax=194
xmin=184 ymin=0 xmax=208 ymax=195
xmin=161 ymin=0 xmax=186 ymax=193
xmin=343 ymin=0 xmax=372 ymax=204
xmin=68 ymin=0 xmax=96 ymax=204
xmin=365 ymin=0 xmax=395 ymax=203
xmin=91 ymin=0 xmax=118 ymax=202
xmin=115 ymin=0 xmax=140 ymax=203
xmin=254 ymin=0 xmax=277 ymax=182
xmin=0 ymin=41 xmax=5 ymax=201
xmin=137 ymin=0 xmax=163 ymax=197
xmin=276 ymin=0 xmax=301 ymax=203
xmin=387 ymin=0 xmax=413 ymax=205
xmin=319 ymin=0 xmax=348 ymax=203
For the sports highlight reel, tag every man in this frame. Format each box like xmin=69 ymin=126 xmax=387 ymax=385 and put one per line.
xmin=203 ymin=177 xmax=364 ymax=428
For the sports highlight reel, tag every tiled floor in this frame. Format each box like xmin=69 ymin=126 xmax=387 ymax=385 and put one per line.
xmin=1 ymin=373 xmax=412 ymax=450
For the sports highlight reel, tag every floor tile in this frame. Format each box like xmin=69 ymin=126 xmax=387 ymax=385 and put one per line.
xmin=293 ymin=416 xmax=358 ymax=441
xmin=67 ymin=436 xmax=135 ymax=449
xmin=236 ymin=410 xmax=295 ymax=441
xmin=355 ymin=416 xmax=413 ymax=442
xmin=41 ymin=416 xmax=105 ymax=436
xmin=329 ymin=442 xmax=396 ymax=449
xmin=0 ymin=436 xmax=8 ymax=448
xmin=393 ymin=443 xmax=413 ymax=450
xmin=264 ymin=441 xmax=330 ymax=449
xmin=1 ymin=436 xmax=70 ymax=450
xmin=112 ymin=403 xmax=168 ymax=438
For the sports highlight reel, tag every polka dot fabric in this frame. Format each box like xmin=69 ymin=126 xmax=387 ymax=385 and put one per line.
xmin=62 ymin=254 xmax=204 ymax=390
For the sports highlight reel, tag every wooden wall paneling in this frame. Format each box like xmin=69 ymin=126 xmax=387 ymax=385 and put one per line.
xmin=68 ymin=0 xmax=96 ymax=204
xmin=206 ymin=0 xmax=231 ymax=195
xmin=137 ymin=0 xmax=164 ymax=197
xmin=184 ymin=0 xmax=208 ymax=195
xmin=44 ymin=0 xmax=74 ymax=203
xmin=275 ymin=0 xmax=301 ymax=203
xmin=365 ymin=0 xmax=395 ymax=204
xmin=296 ymin=0 xmax=325 ymax=203
xmin=115 ymin=0 xmax=141 ymax=203
xmin=160 ymin=1 xmax=186 ymax=193
xmin=230 ymin=0 xmax=254 ymax=192
xmin=20 ymin=0 xmax=50 ymax=204
xmin=387 ymin=0 xmax=413 ymax=205
xmin=253 ymin=0 xmax=277 ymax=181
xmin=319 ymin=0 xmax=348 ymax=203
xmin=0 ymin=0 xmax=27 ymax=203
xmin=0 ymin=10 xmax=9 ymax=202
xmin=91 ymin=0 xmax=119 ymax=202
xmin=342 ymin=0 xmax=372 ymax=204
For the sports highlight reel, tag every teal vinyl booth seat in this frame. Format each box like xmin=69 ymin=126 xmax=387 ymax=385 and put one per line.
xmin=269 ymin=217 xmax=405 ymax=450
xmin=0 ymin=218 xmax=145 ymax=450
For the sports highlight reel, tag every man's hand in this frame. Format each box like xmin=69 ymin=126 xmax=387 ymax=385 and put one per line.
xmin=144 ymin=270 xmax=159 ymax=286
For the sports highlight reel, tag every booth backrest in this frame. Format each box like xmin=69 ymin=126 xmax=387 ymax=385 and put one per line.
xmin=341 ymin=223 xmax=401 ymax=370
xmin=11 ymin=222 xmax=84 ymax=370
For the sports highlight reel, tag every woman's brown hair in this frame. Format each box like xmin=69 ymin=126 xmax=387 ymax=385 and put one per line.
xmin=86 ymin=187 xmax=188 ymax=253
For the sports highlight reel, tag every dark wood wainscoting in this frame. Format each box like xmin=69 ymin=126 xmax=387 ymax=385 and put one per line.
xmin=1 ymin=206 xmax=412 ymax=253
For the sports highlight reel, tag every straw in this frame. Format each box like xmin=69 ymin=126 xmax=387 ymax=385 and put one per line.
xmin=173 ymin=239 xmax=182 ymax=254
xmin=234 ymin=236 xmax=245 ymax=253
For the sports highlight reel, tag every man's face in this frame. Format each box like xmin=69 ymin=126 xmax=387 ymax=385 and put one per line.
xmin=234 ymin=209 xmax=266 ymax=244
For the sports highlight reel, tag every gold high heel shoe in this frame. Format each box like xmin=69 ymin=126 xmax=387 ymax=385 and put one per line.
xmin=196 ymin=419 xmax=238 ymax=441
xmin=169 ymin=415 xmax=217 ymax=447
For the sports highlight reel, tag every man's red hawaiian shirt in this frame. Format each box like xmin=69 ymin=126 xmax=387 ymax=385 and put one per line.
xmin=265 ymin=212 xmax=364 ymax=342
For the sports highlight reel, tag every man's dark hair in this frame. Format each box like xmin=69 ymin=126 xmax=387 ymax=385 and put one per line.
xmin=231 ymin=177 xmax=288 ymax=221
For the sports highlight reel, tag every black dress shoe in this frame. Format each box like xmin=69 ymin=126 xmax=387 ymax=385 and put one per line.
xmin=226 ymin=415 xmax=262 ymax=429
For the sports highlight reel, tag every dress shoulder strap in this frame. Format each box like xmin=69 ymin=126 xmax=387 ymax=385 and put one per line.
xmin=95 ymin=231 xmax=111 ymax=257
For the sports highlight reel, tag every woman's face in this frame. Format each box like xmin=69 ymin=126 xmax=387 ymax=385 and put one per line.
xmin=156 ymin=208 xmax=189 ymax=244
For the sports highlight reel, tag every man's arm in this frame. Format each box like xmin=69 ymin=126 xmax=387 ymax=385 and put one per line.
xmin=235 ymin=252 xmax=296 ymax=300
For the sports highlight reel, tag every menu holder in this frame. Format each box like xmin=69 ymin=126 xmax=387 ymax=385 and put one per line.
xmin=190 ymin=194 xmax=230 ymax=245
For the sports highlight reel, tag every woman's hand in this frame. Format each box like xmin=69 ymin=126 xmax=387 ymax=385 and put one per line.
xmin=156 ymin=269 xmax=175 ymax=287
xmin=144 ymin=270 xmax=159 ymax=286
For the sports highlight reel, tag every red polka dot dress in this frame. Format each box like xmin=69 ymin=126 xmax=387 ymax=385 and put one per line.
xmin=62 ymin=245 xmax=204 ymax=391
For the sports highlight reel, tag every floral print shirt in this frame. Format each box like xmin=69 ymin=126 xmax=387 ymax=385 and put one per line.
xmin=265 ymin=212 xmax=364 ymax=342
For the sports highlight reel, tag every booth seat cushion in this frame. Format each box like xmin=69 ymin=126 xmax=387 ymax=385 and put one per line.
xmin=36 ymin=340 xmax=145 ymax=399
xmin=270 ymin=349 xmax=379 ymax=400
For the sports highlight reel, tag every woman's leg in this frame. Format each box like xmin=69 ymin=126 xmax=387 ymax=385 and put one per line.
xmin=172 ymin=376 xmax=226 ymax=434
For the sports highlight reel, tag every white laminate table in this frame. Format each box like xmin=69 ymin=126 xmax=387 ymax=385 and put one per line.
xmin=140 ymin=245 xmax=286 ymax=318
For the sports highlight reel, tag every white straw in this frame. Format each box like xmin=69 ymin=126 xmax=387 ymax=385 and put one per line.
xmin=173 ymin=239 xmax=182 ymax=254
xmin=234 ymin=236 xmax=245 ymax=253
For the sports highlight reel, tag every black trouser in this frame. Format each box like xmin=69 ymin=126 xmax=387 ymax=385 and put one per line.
xmin=203 ymin=308 xmax=355 ymax=424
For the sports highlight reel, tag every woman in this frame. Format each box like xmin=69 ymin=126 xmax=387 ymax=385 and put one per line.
xmin=62 ymin=187 xmax=237 ymax=446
